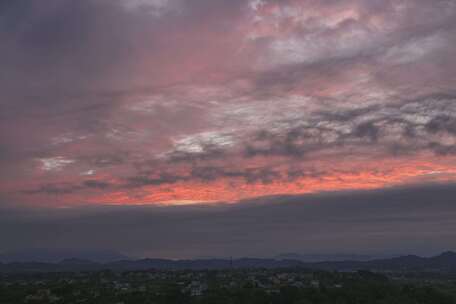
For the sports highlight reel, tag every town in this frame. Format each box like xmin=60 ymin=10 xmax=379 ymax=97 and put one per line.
xmin=1 ymin=268 xmax=456 ymax=304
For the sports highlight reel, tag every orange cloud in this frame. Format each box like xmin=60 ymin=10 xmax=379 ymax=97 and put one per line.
xmin=88 ymin=156 xmax=456 ymax=206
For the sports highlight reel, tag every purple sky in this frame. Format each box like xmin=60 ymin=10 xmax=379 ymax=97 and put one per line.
xmin=1 ymin=0 xmax=456 ymax=257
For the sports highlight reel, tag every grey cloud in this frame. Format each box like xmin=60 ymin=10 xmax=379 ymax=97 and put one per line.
xmin=191 ymin=166 xmax=281 ymax=184
xmin=19 ymin=165 xmax=319 ymax=195
xmin=286 ymin=168 xmax=327 ymax=180
xmin=166 ymin=147 xmax=226 ymax=163
xmin=22 ymin=184 xmax=83 ymax=195
xmin=256 ymin=0 xmax=456 ymax=67
xmin=86 ymin=153 xmax=129 ymax=168
xmin=353 ymin=122 xmax=380 ymax=142
xmin=241 ymin=94 xmax=456 ymax=158
xmin=23 ymin=180 xmax=112 ymax=195
xmin=427 ymin=142 xmax=456 ymax=156
xmin=124 ymin=166 xmax=283 ymax=188
xmin=425 ymin=115 xmax=456 ymax=135
xmin=250 ymin=0 xmax=456 ymax=101
xmin=147 ymin=93 xmax=456 ymax=187
xmin=21 ymin=165 xmax=291 ymax=195
xmin=82 ymin=180 xmax=110 ymax=189
xmin=125 ymin=173 xmax=187 ymax=188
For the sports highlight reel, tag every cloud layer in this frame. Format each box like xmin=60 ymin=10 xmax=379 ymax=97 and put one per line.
xmin=1 ymin=0 xmax=456 ymax=206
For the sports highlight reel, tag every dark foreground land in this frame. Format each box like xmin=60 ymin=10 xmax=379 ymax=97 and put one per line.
xmin=1 ymin=268 xmax=456 ymax=304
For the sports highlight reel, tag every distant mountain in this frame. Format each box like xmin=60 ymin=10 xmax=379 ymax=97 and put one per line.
xmin=275 ymin=253 xmax=376 ymax=262
xmin=311 ymin=251 xmax=456 ymax=272
xmin=0 ymin=249 xmax=130 ymax=263
xmin=0 ymin=252 xmax=455 ymax=273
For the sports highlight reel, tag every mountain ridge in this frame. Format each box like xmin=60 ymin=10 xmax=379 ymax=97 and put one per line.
xmin=0 ymin=249 xmax=129 ymax=263
xmin=1 ymin=251 xmax=456 ymax=273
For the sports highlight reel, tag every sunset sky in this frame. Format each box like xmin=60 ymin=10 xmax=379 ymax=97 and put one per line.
xmin=1 ymin=0 xmax=456 ymax=258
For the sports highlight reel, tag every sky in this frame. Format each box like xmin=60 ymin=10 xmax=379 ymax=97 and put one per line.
xmin=1 ymin=0 xmax=456 ymax=258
